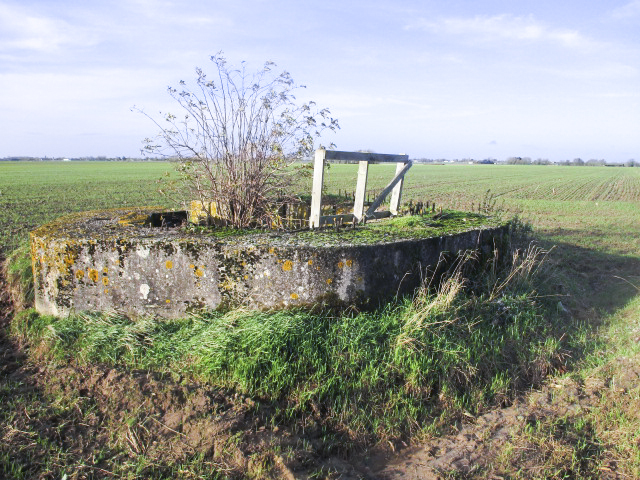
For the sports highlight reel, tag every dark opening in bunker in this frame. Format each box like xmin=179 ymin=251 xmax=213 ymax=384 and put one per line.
xmin=147 ymin=211 xmax=188 ymax=228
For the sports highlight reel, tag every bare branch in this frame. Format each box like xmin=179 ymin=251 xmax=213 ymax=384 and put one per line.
xmin=139 ymin=53 xmax=339 ymax=228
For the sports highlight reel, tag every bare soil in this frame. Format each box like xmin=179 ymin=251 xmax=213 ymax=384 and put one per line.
xmin=377 ymin=360 xmax=640 ymax=479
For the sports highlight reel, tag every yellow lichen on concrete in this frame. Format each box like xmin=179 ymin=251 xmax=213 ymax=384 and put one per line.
xmin=31 ymin=205 xmax=510 ymax=317
xmin=39 ymin=239 xmax=81 ymax=278
xmin=191 ymin=200 xmax=311 ymax=227
xmin=219 ymin=278 xmax=235 ymax=291
xmin=290 ymin=204 xmax=311 ymax=220
xmin=88 ymin=269 xmax=99 ymax=283
xmin=117 ymin=211 xmax=150 ymax=226
xmin=60 ymin=249 xmax=78 ymax=275
xmin=30 ymin=207 xmax=161 ymax=246
xmin=321 ymin=205 xmax=351 ymax=216
xmin=189 ymin=200 xmax=220 ymax=224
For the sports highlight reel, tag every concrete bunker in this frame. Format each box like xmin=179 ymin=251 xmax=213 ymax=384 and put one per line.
xmin=31 ymin=206 xmax=509 ymax=319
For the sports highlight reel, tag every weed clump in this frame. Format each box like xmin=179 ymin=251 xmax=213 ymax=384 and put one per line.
xmin=3 ymin=243 xmax=34 ymax=311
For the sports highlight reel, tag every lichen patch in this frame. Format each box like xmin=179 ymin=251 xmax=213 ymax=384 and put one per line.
xmin=88 ymin=269 xmax=99 ymax=283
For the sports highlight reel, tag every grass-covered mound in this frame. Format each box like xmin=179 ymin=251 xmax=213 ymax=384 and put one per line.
xmin=12 ymin=241 xmax=564 ymax=443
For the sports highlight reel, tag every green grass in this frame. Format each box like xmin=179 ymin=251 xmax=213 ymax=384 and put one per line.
xmin=0 ymin=161 xmax=175 ymax=252
xmin=3 ymin=243 xmax=33 ymax=310
xmin=12 ymin=243 xmax=564 ymax=442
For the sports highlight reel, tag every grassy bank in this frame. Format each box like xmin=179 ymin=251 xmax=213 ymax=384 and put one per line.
xmin=10 ymin=241 xmax=566 ymax=445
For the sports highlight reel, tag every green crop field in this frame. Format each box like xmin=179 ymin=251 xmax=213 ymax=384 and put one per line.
xmin=317 ymin=163 xmax=640 ymax=253
xmin=0 ymin=161 xmax=174 ymax=251
xmin=1 ymin=160 xmax=639 ymax=479
xmin=2 ymin=161 xmax=639 ymax=255
xmin=322 ymin=163 xmax=640 ymax=204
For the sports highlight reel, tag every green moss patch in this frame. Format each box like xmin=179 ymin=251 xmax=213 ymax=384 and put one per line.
xmin=293 ymin=211 xmax=502 ymax=246
xmin=184 ymin=210 xmax=504 ymax=247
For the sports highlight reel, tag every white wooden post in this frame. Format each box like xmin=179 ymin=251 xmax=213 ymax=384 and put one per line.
xmin=365 ymin=161 xmax=413 ymax=218
xmin=390 ymin=161 xmax=406 ymax=215
xmin=353 ymin=160 xmax=369 ymax=222
xmin=309 ymin=148 xmax=326 ymax=228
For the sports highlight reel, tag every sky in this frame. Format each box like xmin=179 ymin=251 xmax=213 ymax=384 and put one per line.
xmin=1 ymin=0 xmax=639 ymax=162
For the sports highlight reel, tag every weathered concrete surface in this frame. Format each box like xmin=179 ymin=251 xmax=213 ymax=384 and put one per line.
xmin=31 ymin=208 xmax=509 ymax=318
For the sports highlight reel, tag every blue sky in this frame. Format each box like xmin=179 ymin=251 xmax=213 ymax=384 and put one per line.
xmin=1 ymin=0 xmax=639 ymax=161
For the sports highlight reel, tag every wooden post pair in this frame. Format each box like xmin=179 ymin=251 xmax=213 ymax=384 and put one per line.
xmin=310 ymin=149 xmax=412 ymax=228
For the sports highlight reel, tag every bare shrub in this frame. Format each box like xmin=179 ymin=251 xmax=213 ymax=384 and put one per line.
xmin=138 ymin=53 xmax=339 ymax=228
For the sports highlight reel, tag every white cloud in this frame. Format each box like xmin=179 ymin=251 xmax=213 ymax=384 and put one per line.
xmin=117 ymin=0 xmax=233 ymax=28
xmin=537 ymin=62 xmax=639 ymax=81
xmin=0 ymin=3 xmax=97 ymax=54
xmin=611 ymin=1 xmax=640 ymax=19
xmin=407 ymin=14 xmax=593 ymax=49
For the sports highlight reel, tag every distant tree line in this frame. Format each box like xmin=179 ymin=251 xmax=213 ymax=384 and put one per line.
xmin=410 ymin=157 xmax=637 ymax=166
xmin=0 ymin=156 xmax=163 ymax=162
xmin=505 ymin=157 xmax=638 ymax=167
xmin=2 ymin=155 xmax=637 ymax=167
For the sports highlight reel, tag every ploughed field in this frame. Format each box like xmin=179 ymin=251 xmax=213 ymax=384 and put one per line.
xmin=314 ymin=163 xmax=640 ymax=255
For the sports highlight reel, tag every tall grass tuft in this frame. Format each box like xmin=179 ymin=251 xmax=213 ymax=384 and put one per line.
xmin=490 ymin=243 xmax=550 ymax=299
xmin=3 ymin=243 xmax=34 ymax=311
